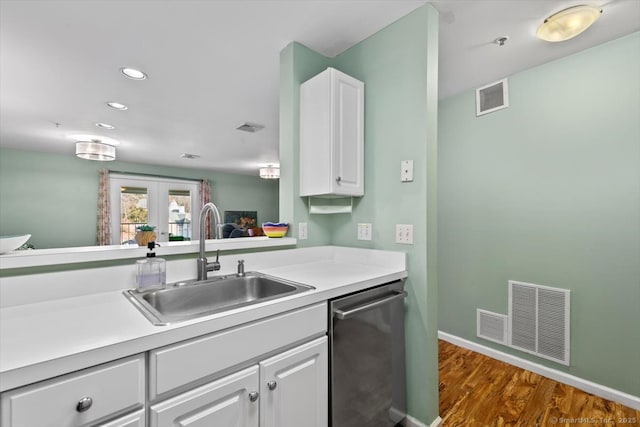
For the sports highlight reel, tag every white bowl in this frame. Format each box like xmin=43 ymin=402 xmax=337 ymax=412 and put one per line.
xmin=0 ymin=234 xmax=31 ymax=254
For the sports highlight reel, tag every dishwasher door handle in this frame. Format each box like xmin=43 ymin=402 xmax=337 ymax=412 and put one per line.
xmin=333 ymin=290 xmax=407 ymax=320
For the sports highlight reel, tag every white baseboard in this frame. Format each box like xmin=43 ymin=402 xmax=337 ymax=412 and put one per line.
xmin=438 ymin=331 xmax=640 ymax=411
xmin=405 ymin=415 xmax=442 ymax=427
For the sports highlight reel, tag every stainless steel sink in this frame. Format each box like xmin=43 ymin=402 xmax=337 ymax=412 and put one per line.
xmin=125 ymin=272 xmax=314 ymax=325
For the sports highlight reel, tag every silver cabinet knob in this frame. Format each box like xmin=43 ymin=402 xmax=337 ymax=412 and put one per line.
xmin=267 ymin=380 xmax=277 ymax=391
xmin=336 ymin=176 xmax=342 ymax=183
xmin=76 ymin=397 xmax=93 ymax=413
xmin=249 ymin=391 xmax=259 ymax=402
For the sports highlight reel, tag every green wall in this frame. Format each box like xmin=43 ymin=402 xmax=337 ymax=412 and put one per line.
xmin=279 ymin=4 xmax=440 ymax=424
xmin=279 ymin=42 xmax=333 ymax=247
xmin=438 ymin=32 xmax=640 ymax=396
xmin=0 ymin=147 xmax=279 ymax=249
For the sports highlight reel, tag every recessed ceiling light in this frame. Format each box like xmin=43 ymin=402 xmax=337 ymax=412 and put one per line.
xmin=95 ymin=122 xmax=115 ymax=130
xmin=120 ymin=67 xmax=147 ymax=80
xmin=68 ymin=134 xmax=120 ymax=146
xmin=236 ymin=122 xmax=265 ymax=133
xmin=106 ymin=101 xmax=128 ymax=110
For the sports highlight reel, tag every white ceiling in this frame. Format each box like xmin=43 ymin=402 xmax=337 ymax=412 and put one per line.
xmin=1 ymin=0 xmax=639 ymax=175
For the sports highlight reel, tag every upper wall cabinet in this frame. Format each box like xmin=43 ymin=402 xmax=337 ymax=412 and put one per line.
xmin=300 ymin=67 xmax=364 ymax=198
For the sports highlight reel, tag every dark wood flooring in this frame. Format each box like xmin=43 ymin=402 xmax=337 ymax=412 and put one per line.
xmin=438 ymin=339 xmax=639 ymax=427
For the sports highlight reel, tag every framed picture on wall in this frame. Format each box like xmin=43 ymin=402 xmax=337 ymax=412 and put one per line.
xmin=224 ymin=211 xmax=258 ymax=228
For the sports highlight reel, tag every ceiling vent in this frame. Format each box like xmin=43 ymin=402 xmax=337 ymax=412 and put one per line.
xmin=236 ymin=122 xmax=264 ymax=133
xmin=476 ymin=78 xmax=509 ymax=116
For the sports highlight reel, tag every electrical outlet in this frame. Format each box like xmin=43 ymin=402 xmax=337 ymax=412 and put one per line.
xmin=401 ymin=160 xmax=414 ymax=182
xmin=395 ymin=224 xmax=414 ymax=244
xmin=357 ymin=223 xmax=372 ymax=241
xmin=298 ymin=222 xmax=308 ymax=240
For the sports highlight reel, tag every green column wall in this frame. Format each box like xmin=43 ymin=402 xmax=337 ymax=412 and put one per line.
xmin=438 ymin=32 xmax=640 ymax=396
xmin=278 ymin=42 xmax=333 ymax=247
xmin=0 ymin=147 xmax=279 ymax=249
xmin=279 ymin=4 xmax=440 ymax=424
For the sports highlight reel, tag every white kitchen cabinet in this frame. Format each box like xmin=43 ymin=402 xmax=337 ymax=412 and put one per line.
xmin=148 ymin=303 xmax=326 ymax=399
xmin=149 ymin=366 xmax=259 ymax=427
xmin=260 ymin=336 xmax=328 ymax=427
xmin=97 ymin=409 xmax=145 ymax=427
xmin=0 ymin=355 xmax=145 ymax=427
xmin=300 ymin=67 xmax=364 ymax=198
xmin=149 ymin=337 xmax=327 ymax=427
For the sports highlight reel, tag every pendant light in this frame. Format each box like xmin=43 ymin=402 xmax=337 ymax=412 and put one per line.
xmin=259 ymin=165 xmax=280 ymax=179
xmin=76 ymin=140 xmax=116 ymax=161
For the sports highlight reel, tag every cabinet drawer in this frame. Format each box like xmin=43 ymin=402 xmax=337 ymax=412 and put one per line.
xmin=149 ymin=302 xmax=326 ymax=398
xmin=1 ymin=355 xmax=145 ymax=427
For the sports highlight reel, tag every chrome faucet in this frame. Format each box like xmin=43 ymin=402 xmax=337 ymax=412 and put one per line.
xmin=197 ymin=202 xmax=223 ymax=281
xmin=237 ymin=259 xmax=245 ymax=277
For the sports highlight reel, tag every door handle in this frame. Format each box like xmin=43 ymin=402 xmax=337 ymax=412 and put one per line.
xmin=333 ymin=291 xmax=407 ymax=320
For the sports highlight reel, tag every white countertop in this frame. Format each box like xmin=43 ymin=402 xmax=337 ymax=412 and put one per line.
xmin=0 ymin=237 xmax=297 ymax=269
xmin=0 ymin=246 xmax=406 ymax=392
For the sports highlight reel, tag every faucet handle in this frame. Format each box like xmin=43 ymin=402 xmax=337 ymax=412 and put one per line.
xmin=208 ymin=249 xmax=221 ymax=272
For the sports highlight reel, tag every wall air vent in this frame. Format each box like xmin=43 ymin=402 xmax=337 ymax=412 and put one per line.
xmin=477 ymin=309 xmax=508 ymax=344
xmin=508 ymin=280 xmax=570 ymax=365
xmin=476 ymin=78 xmax=509 ymax=116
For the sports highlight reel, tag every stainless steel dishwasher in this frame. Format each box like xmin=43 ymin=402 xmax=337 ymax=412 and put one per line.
xmin=329 ymin=280 xmax=407 ymax=427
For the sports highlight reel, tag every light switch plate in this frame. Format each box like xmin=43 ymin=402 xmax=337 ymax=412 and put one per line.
xmin=298 ymin=222 xmax=308 ymax=240
xmin=357 ymin=223 xmax=372 ymax=241
xmin=395 ymin=224 xmax=414 ymax=244
xmin=401 ymin=160 xmax=414 ymax=182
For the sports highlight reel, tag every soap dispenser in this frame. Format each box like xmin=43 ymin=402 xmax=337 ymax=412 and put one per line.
xmin=136 ymin=241 xmax=166 ymax=290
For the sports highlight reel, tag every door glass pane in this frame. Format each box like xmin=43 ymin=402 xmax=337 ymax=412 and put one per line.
xmin=167 ymin=189 xmax=192 ymax=241
xmin=120 ymin=186 xmax=148 ymax=244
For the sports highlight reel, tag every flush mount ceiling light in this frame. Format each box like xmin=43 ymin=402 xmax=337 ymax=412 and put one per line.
xmin=537 ymin=5 xmax=602 ymax=42
xmin=106 ymin=101 xmax=128 ymax=110
xmin=95 ymin=122 xmax=115 ymax=130
xmin=120 ymin=67 xmax=147 ymax=80
xmin=259 ymin=165 xmax=280 ymax=179
xmin=75 ymin=140 xmax=116 ymax=161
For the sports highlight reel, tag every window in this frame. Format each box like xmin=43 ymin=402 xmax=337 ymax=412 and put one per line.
xmin=109 ymin=174 xmax=201 ymax=244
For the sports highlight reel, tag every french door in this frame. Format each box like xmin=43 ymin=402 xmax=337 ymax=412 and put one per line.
xmin=109 ymin=174 xmax=201 ymax=244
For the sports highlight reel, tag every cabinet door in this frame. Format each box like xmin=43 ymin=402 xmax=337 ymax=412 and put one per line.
xmin=332 ymin=70 xmax=364 ymax=196
xmin=149 ymin=366 xmax=259 ymax=427
xmin=97 ymin=409 xmax=145 ymax=427
xmin=300 ymin=67 xmax=364 ymax=198
xmin=259 ymin=336 xmax=328 ymax=427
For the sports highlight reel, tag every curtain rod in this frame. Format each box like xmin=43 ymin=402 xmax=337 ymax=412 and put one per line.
xmin=108 ymin=170 xmax=203 ymax=183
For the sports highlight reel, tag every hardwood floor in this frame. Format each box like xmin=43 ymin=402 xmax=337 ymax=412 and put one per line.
xmin=438 ymin=339 xmax=639 ymax=427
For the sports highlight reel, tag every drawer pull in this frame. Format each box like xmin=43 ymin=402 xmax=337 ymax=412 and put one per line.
xmin=249 ymin=391 xmax=259 ymax=402
xmin=267 ymin=380 xmax=277 ymax=391
xmin=76 ymin=397 xmax=93 ymax=413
